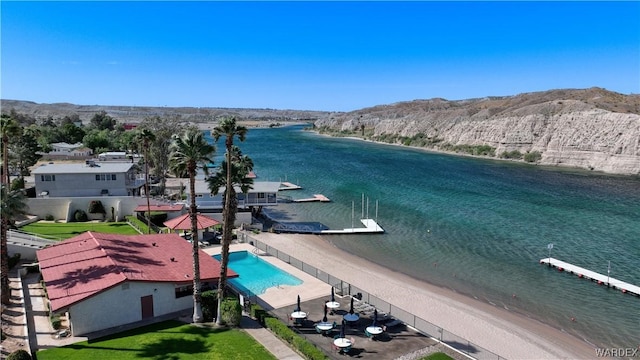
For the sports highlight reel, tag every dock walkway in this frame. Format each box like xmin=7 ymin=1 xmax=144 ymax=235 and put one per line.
xmin=540 ymin=257 xmax=640 ymax=296
xmin=320 ymin=218 xmax=384 ymax=234
xmin=293 ymin=194 xmax=330 ymax=203
xmin=279 ymin=182 xmax=302 ymax=191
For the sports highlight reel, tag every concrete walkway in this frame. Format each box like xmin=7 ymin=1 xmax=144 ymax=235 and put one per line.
xmin=240 ymin=316 xmax=303 ymax=360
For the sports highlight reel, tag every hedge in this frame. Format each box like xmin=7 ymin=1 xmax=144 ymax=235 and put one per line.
xmin=264 ymin=317 xmax=327 ymax=360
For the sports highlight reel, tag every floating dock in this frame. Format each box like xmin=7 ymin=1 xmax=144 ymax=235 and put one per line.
xmin=540 ymin=257 xmax=640 ymax=296
xmin=293 ymin=194 xmax=330 ymax=203
xmin=321 ymin=219 xmax=384 ymax=234
xmin=271 ymin=219 xmax=384 ymax=234
xmin=279 ymin=182 xmax=302 ymax=191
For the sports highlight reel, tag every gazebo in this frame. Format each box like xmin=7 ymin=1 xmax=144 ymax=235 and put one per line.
xmin=163 ymin=213 xmax=220 ymax=244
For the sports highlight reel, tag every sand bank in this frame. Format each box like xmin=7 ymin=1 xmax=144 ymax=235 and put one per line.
xmin=249 ymin=231 xmax=597 ymax=360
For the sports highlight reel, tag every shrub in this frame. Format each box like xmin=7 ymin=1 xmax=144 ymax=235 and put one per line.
xmin=51 ymin=315 xmax=62 ymax=330
xmin=264 ymin=317 xmax=327 ymax=360
xmin=45 ymin=214 xmax=55 ymax=221
xmin=499 ymin=150 xmax=523 ymax=159
xmin=88 ymin=200 xmax=106 ymax=214
xmin=8 ymin=253 xmax=21 ymax=270
xmin=201 ymin=290 xmax=218 ymax=322
xmin=10 ymin=177 xmax=25 ymax=191
xmin=220 ymin=297 xmax=242 ymax=327
xmin=524 ymin=151 xmax=542 ymax=163
xmin=7 ymin=350 xmax=32 ymax=360
xmin=73 ymin=209 xmax=88 ymax=222
xmin=149 ymin=212 xmax=168 ymax=226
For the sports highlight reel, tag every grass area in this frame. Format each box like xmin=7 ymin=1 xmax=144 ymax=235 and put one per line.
xmin=420 ymin=352 xmax=454 ymax=360
xmin=36 ymin=320 xmax=277 ymax=360
xmin=20 ymin=221 xmax=141 ymax=240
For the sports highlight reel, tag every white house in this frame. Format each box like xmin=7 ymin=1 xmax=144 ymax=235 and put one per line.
xmin=36 ymin=231 xmax=236 ymax=336
xmin=185 ymin=180 xmax=280 ymax=211
xmin=98 ymin=151 xmax=142 ymax=162
xmin=32 ymin=161 xmax=145 ymax=197
xmin=42 ymin=142 xmax=93 ymax=157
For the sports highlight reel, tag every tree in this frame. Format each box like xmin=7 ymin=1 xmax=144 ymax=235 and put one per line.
xmin=168 ymin=129 xmax=216 ymax=323
xmin=60 ymin=122 xmax=86 ymax=144
xmin=1 ymin=115 xmax=21 ymax=185
xmin=134 ymin=129 xmax=156 ymax=233
xmin=89 ymin=111 xmax=116 ymax=131
xmin=1 ymin=184 xmax=27 ymax=305
xmin=10 ymin=129 xmax=42 ymax=181
xmin=140 ymin=115 xmax=187 ymax=196
xmin=210 ymin=116 xmax=248 ymax=325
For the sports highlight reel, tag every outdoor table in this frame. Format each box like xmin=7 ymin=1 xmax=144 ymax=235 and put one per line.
xmin=366 ymin=325 xmax=384 ymax=340
xmin=316 ymin=321 xmax=333 ymax=335
xmin=343 ymin=313 xmax=359 ymax=322
xmin=325 ymin=301 xmax=340 ymax=314
xmin=333 ymin=337 xmax=352 ymax=350
xmin=291 ymin=311 xmax=307 ymax=325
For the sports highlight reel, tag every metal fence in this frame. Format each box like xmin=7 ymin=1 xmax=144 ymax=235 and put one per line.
xmin=245 ymin=233 xmax=504 ymax=360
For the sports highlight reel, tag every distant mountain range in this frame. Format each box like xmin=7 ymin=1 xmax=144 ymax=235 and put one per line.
xmin=3 ymin=87 xmax=640 ymax=175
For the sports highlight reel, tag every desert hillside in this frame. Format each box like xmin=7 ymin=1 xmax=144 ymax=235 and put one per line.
xmin=3 ymin=87 xmax=640 ymax=175
xmin=315 ymin=87 xmax=640 ymax=175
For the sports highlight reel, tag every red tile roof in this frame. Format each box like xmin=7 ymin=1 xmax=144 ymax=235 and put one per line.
xmin=134 ymin=204 xmax=184 ymax=212
xmin=37 ymin=232 xmax=236 ymax=312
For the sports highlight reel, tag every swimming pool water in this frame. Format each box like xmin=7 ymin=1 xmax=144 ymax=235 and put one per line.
xmin=213 ymin=251 xmax=302 ymax=296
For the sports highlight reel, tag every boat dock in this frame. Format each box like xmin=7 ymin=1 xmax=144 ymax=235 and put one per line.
xmin=540 ymin=257 xmax=640 ymax=296
xmin=321 ymin=219 xmax=384 ymax=234
xmin=293 ymin=194 xmax=330 ymax=202
xmin=279 ymin=182 xmax=302 ymax=191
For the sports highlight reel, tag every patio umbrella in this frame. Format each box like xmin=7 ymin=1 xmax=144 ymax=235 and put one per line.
xmin=372 ymin=309 xmax=378 ymax=327
xmin=323 ymin=304 xmax=328 ymax=323
xmin=349 ymin=297 xmax=354 ymax=314
xmin=340 ymin=320 xmax=346 ymax=339
xmin=296 ymin=295 xmax=301 ymax=312
xmin=331 ymin=287 xmax=335 ymax=302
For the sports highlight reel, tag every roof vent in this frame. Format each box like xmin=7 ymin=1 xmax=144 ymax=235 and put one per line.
xmin=152 ymin=242 xmax=157 ymax=247
xmin=170 ymin=257 xmax=175 ymax=262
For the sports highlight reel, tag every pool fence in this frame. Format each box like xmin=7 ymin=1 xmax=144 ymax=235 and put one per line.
xmin=241 ymin=232 xmax=504 ymax=360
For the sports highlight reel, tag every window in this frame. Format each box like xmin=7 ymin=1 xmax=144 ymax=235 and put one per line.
xmin=95 ymin=173 xmax=117 ymax=181
xmin=40 ymin=175 xmax=55 ymax=182
xmin=258 ymin=193 xmax=265 ymax=199
xmin=175 ymin=285 xmax=193 ymax=298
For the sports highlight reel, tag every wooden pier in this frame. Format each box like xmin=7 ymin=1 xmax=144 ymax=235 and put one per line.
xmin=293 ymin=194 xmax=330 ymax=203
xmin=540 ymin=257 xmax=640 ymax=296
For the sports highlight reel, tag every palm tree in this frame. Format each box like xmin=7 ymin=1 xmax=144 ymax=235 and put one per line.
xmin=168 ymin=129 xmax=215 ymax=323
xmin=1 ymin=184 xmax=27 ymax=304
xmin=134 ymin=129 xmax=156 ymax=233
xmin=210 ymin=117 xmax=248 ymax=325
xmin=1 ymin=115 xmax=22 ymax=305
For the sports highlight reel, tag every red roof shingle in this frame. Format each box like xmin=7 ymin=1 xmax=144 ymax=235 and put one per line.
xmin=37 ymin=232 xmax=235 ymax=312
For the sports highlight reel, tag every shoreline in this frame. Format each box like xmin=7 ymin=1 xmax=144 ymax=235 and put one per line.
xmin=310 ymin=129 xmax=640 ymax=178
xmin=249 ymin=231 xmax=597 ymax=359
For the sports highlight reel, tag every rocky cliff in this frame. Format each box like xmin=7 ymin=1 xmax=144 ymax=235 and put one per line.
xmin=315 ymin=88 xmax=640 ymax=175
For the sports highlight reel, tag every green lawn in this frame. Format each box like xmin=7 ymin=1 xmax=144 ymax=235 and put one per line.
xmin=36 ymin=320 xmax=277 ymax=360
xmin=20 ymin=221 xmax=141 ymax=240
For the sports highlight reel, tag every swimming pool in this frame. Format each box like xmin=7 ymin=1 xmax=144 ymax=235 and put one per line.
xmin=213 ymin=251 xmax=302 ymax=296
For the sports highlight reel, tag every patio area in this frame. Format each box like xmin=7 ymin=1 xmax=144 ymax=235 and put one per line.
xmin=270 ymin=293 xmax=439 ymax=359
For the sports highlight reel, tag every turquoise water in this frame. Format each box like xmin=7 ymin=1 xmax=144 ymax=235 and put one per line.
xmin=214 ymin=251 xmax=302 ymax=295
xmin=207 ymin=125 xmax=640 ymax=349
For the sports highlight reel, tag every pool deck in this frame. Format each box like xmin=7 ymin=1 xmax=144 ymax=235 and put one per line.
xmin=204 ymin=244 xmax=330 ymax=310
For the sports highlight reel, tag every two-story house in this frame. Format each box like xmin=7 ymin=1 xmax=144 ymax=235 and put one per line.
xmin=32 ymin=160 xmax=146 ymax=197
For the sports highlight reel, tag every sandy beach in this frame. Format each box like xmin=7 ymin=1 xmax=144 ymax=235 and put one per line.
xmin=249 ymin=231 xmax=597 ymax=360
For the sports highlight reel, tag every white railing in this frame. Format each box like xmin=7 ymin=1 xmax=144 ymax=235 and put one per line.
xmin=7 ymin=230 xmax=58 ymax=248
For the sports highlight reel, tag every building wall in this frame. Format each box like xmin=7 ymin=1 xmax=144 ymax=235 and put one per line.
xmin=68 ymin=281 xmax=193 ymax=336
xmin=35 ymin=172 xmax=129 ymax=197
xmin=26 ymin=197 xmax=144 ymax=222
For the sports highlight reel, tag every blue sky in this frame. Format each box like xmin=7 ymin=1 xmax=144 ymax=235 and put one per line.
xmin=1 ymin=1 xmax=639 ymax=112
